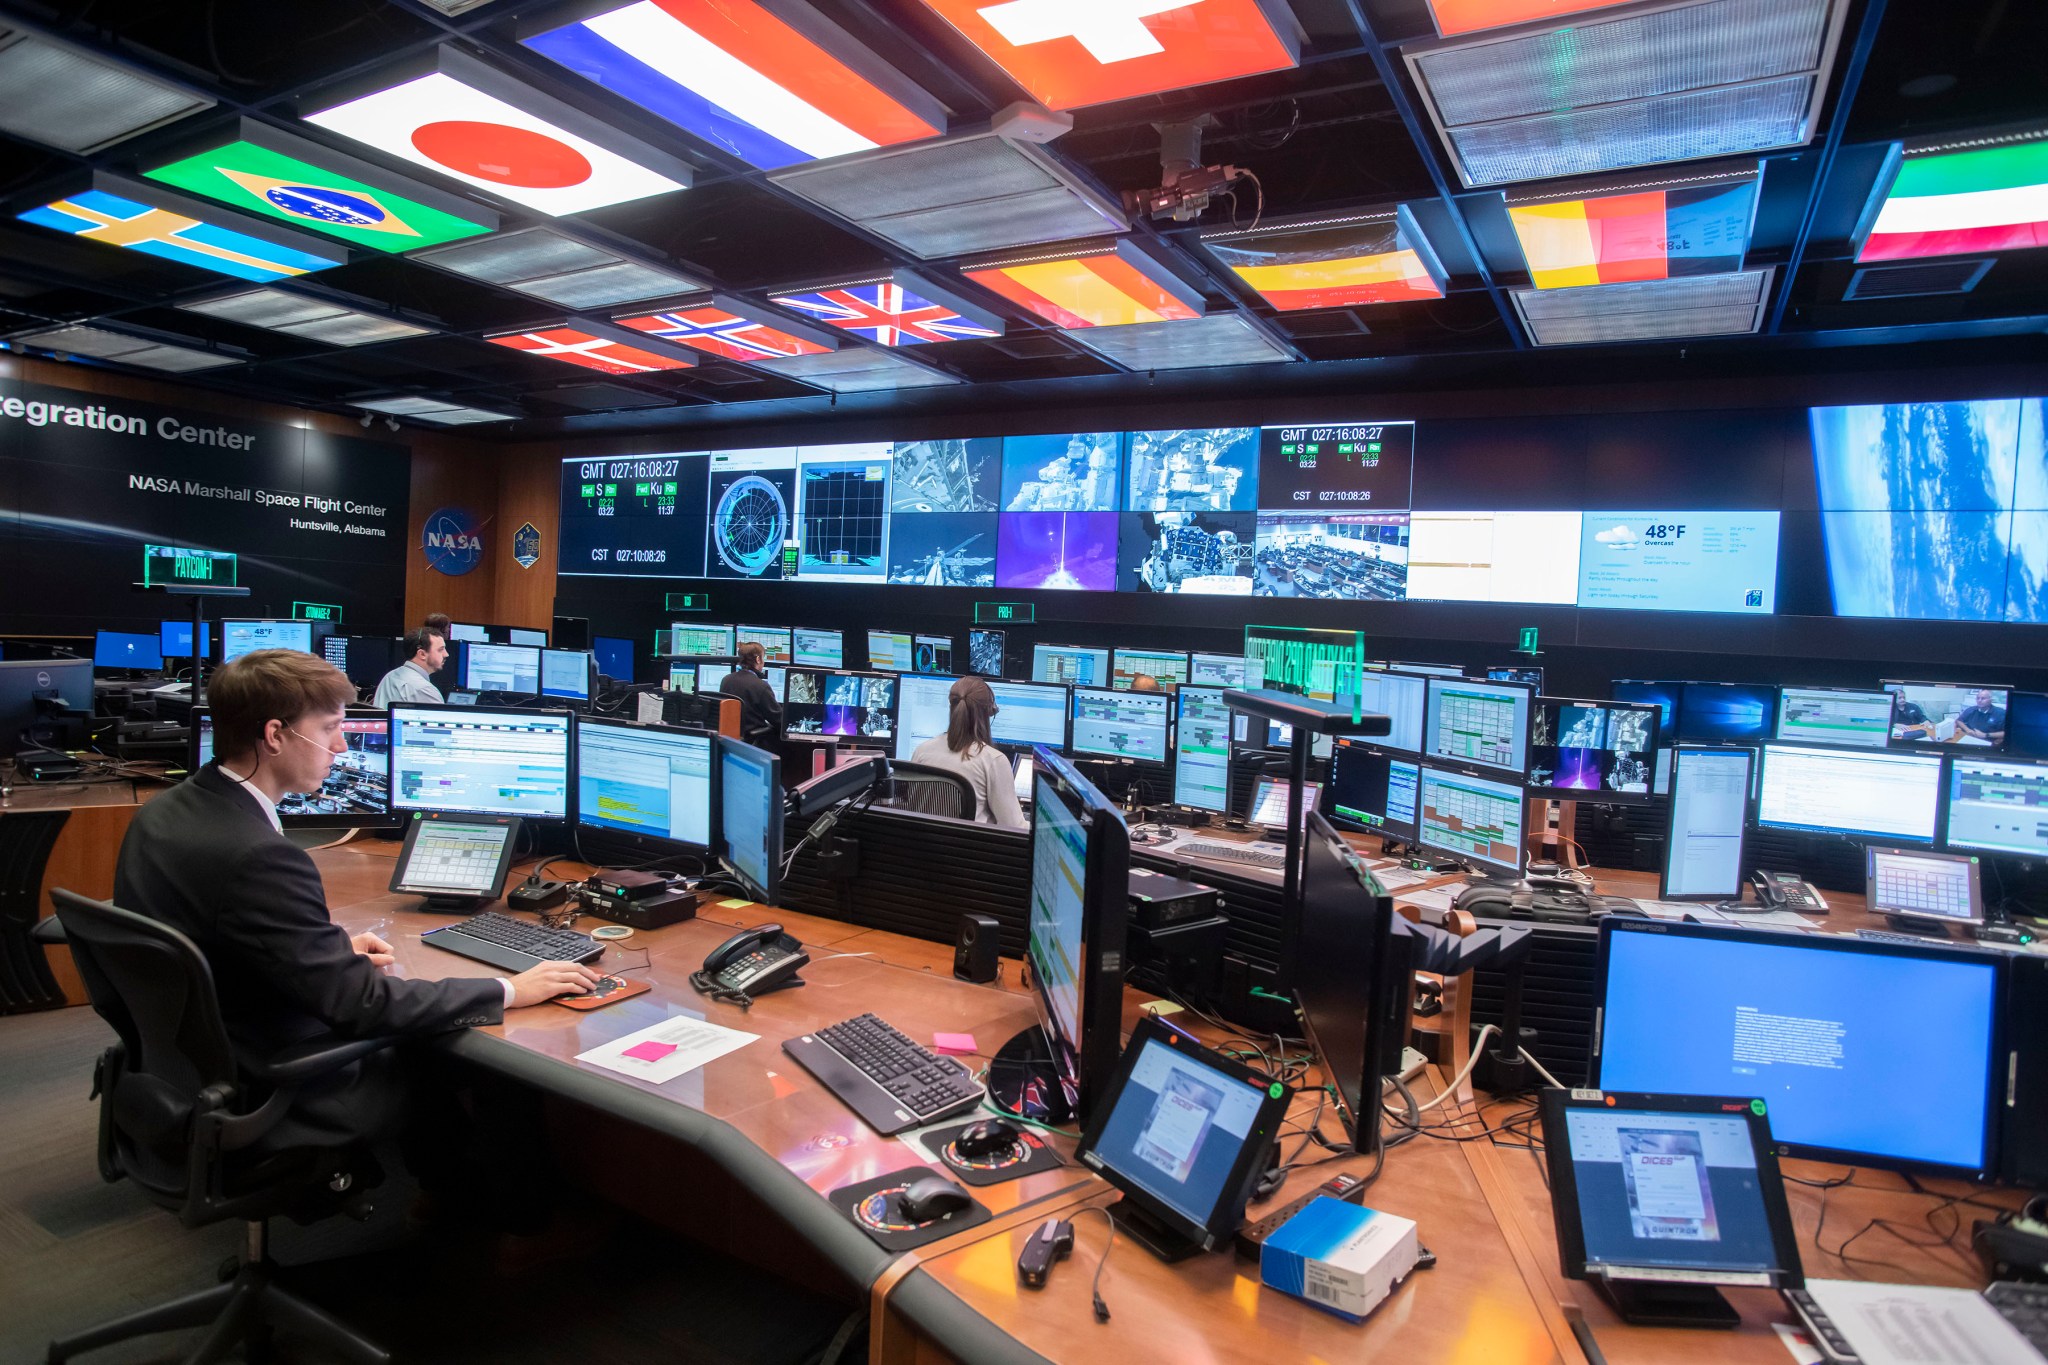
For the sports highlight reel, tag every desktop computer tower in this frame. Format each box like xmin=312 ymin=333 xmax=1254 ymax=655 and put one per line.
xmin=2002 ymin=955 xmax=2048 ymax=1187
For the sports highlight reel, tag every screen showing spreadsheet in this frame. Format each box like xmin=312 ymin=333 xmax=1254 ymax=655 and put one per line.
xmin=673 ymin=624 xmax=736 ymax=657
xmin=1112 ymin=648 xmax=1190 ymax=689
xmin=1172 ymin=687 xmax=1232 ymax=812
xmin=793 ymin=627 xmax=843 ymax=669
xmin=735 ymin=625 xmax=792 ymax=663
xmin=1866 ymin=847 xmax=1981 ymax=924
xmin=1189 ymin=652 xmax=1259 ymax=689
xmin=1417 ymin=765 xmax=1525 ymax=877
xmin=1944 ymin=757 xmax=2048 ymax=858
xmin=1070 ymin=687 xmax=1168 ymax=763
xmin=575 ymin=718 xmax=713 ymax=849
xmin=1032 ymin=644 xmax=1111 ymax=688
xmin=394 ymin=820 xmax=511 ymax=894
xmin=1774 ymin=687 xmax=1893 ymax=749
xmin=1756 ymin=744 xmax=1942 ymax=844
xmin=1423 ymin=677 xmax=1531 ymax=775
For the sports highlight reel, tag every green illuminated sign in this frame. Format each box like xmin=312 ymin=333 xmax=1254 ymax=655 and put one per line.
xmin=665 ymin=592 xmax=710 ymax=612
xmin=143 ymin=544 xmax=237 ymax=587
xmin=292 ymin=601 xmax=341 ymax=622
xmin=975 ymin=602 xmax=1036 ymax=624
xmin=1517 ymin=626 xmax=1540 ymax=655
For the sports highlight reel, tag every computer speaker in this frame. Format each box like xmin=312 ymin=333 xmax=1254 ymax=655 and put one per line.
xmin=954 ymin=912 xmax=1001 ymax=983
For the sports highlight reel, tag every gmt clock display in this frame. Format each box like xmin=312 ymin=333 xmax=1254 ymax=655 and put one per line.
xmin=1255 ymin=422 xmax=1415 ymax=509
xmin=557 ymin=456 xmax=709 ymax=577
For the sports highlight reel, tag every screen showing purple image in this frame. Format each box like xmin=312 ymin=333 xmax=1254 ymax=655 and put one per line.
xmin=1550 ymin=747 xmax=1604 ymax=790
xmin=997 ymin=512 xmax=1119 ymax=592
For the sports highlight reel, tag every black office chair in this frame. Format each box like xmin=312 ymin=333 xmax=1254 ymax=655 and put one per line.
xmin=34 ymin=891 xmax=395 ymax=1365
xmin=874 ymin=760 xmax=976 ymax=820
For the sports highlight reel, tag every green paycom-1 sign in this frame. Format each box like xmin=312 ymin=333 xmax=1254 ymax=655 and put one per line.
xmin=143 ymin=544 xmax=237 ymax=586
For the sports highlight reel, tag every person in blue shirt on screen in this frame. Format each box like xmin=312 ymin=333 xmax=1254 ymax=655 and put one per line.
xmin=910 ymin=676 xmax=1026 ymax=829
xmin=1956 ymin=689 xmax=2007 ymax=745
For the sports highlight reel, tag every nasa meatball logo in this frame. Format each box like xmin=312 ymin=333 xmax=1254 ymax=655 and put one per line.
xmin=421 ymin=507 xmax=483 ymax=577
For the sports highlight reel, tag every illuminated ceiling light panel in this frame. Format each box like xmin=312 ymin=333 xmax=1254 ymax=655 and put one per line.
xmin=1202 ymin=208 xmax=1447 ymax=311
xmin=1073 ymin=311 xmax=1290 ymax=369
xmin=768 ymin=131 xmax=1128 ymax=259
xmin=769 ymin=270 xmax=1002 ymax=345
xmin=19 ymin=172 xmax=345 ymax=282
xmin=1510 ymin=268 xmax=1770 ymax=345
xmin=178 ymin=288 xmax=432 ymax=345
xmin=304 ymin=48 xmax=691 ymax=216
xmin=523 ymin=0 xmax=944 ymax=170
xmin=144 ymin=119 xmax=497 ymax=253
xmin=12 ymin=322 xmax=241 ymax=372
xmin=1425 ymin=0 xmax=1633 ymax=36
xmin=0 ymin=25 xmax=214 ymax=154
xmin=910 ymin=0 xmax=1299 ymax=111
xmin=356 ymin=395 xmax=517 ymax=424
xmin=615 ymin=296 xmax=840 ymax=362
xmin=1405 ymin=0 xmax=1846 ymax=188
xmin=964 ymin=241 xmax=1202 ymax=328
xmin=754 ymin=347 xmax=961 ymax=392
xmin=411 ymin=226 xmax=702 ymax=307
xmin=1507 ymin=174 xmax=1757 ymax=288
xmin=488 ymin=320 xmax=696 ymax=374
xmin=1856 ymin=132 xmax=2048 ymax=263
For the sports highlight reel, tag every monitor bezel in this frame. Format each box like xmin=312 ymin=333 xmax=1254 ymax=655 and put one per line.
xmin=1527 ymin=696 xmax=1661 ymax=808
xmin=1067 ymin=684 xmax=1170 ymax=765
xmin=387 ymin=702 xmax=575 ymax=822
xmin=1659 ymin=745 xmax=1755 ymax=901
xmin=573 ymin=714 xmax=719 ymax=856
xmin=1322 ymin=738 xmax=1421 ymax=842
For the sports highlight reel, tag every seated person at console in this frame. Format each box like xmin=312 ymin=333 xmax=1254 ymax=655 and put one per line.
xmin=115 ymin=648 xmax=596 ymax=1153
xmin=911 ymin=676 xmax=1027 ymax=829
xmin=372 ymin=626 xmax=447 ymax=709
xmin=718 ymin=640 xmax=782 ymax=744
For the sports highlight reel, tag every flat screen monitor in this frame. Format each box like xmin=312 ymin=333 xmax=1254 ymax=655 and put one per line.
xmin=735 ymin=625 xmax=793 ymax=664
xmin=1884 ymin=680 xmax=2011 ymax=749
xmin=1774 ymin=686 xmax=1894 ymax=749
xmin=696 ymin=662 xmax=731 ymax=693
xmin=867 ymin=630 xmax=914 ymax=672
xmin=282 ymin=712 xmax=395 ymax=827
xmin=0 ymin=657 xmax=92 ymax=757
xmin=447 ymin=622 xmax=488 ymax=644
xmin=321 ymin=635 xmax=402 ymax=689
xmin=1332 ymin=668 xmax=1426 ymax=755
xmin=1944 ymin=757 xmax=2048 ymax=859
xmin=2006 ymin=692 xmax=2048 ymax=760
xmin=1416 ymin=764 xmax=1526 ymax=879
xmin=507 ymin=627 xmax=547 ymax=647
xmin=1069 ymin=687 xmax=1168 ymax=764
xmin=159 ymin=620 xmax=212 ymax=657
xmin=461 ymin=643 xmax=541 ymax=695
xmin=1031 ymin=643 xmax=1110 ymax=688
xmin=1866 ymin=846 xmax=1983 ymax=926
xmin=95 ymin=630 xmax=162 ymax=671
xmin=388 ymin=705 xmax=571 ymax=820
xmin=575 ymin=716 xmax=715 ymax=852
xmin=967 ymin=628 xmax=1005 ymax=677
xmin=989 ymin=679 xmax=1069 ymax=751
xmin=891 ymin=673 xmax=957 ymax=760
xmin=1755 ymin=742 xmax=1942 ymax=844
xmin=663 ymin=624 xmax=729 ymax=658
xmin=592 ymin=635 xmax=635 ymax=682
xmin=1171 ymin=687 xmax=1232 ymax=812
xmin=792 ymin=627 xmax=843 ymax=669
xmin=222 ymin=619 xmax=313 ymax=662
xmin=1594 ymin=919 xmax=2004 ymax=1176
xmin=1324 ymin=739 xmax=1421 ymax=842
xmin=553 ymin=616 xmax=589 ymax=650
xmin=1528 ymin=698 xmax=1660 ymax=805
xmin=1188 ymin=652 xmax=1258 ymax=689
xmin=1018 ymin=746 xmax=1129 ymax=1123
xmin=540 ymin=649 xmax=592 ymax=700
xmin=717 ymin=735 xmax=782 ymax=905
xmin=784 ymin=670 xmax=896 ymax=744
xmin=1675 ymin=682 xmax=1778 ymax=744
xmin=1661 ymin=746 xmax=1753 ymax=901
xmin=1486 ymin=665 xmax=1544 ymax=690
xmin=914 ymin=633 xmax=954 ymax=674
xmin=1387 ymin=660 xmax=1465 ymax=679
xmin=1614 ymin=680 xmax=1683 ymax=797
xmin=1248 ymin=776 xmax=1323 ymax=834
xmin=667 ymin=664 xmax=695 ymax=693
xmin=1111 ymin=648 xmax=1189 ymax=690
xmin=1423 ymin=676 xmax=1532 ymax=775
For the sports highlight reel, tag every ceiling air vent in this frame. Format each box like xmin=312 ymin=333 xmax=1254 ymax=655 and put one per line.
xmin=1843 ymin=259 xmax=1994 ymax=300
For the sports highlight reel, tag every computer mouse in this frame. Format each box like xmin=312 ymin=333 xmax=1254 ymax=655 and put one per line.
xmin=897 ymin=1176 xmax=973 ymax=1224
xmin=953 ymin=1119 xmax=1020 ymax=1159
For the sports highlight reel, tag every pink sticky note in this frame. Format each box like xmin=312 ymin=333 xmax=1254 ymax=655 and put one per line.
xmin=933 ymin=1032 xmax=977 ymax=1055
xmin=622 ymin=1040 xmax=677 ymax=1063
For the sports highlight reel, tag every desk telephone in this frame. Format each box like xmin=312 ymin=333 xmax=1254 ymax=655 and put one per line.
xmin=1749 ymin=870 xmax=1828 ymax=914
xmin=695 ymin=924 xmax=809 ymax=1002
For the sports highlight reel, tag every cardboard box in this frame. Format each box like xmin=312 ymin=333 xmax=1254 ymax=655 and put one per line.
xmin=1260 ymin=1197 xmax=1419 ymax=1323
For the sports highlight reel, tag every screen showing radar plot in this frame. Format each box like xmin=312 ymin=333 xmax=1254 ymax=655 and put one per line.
xmin=1255 ymin=421 xmax=1415 ymax=511
xmin=558 ymin=454 xmax=710 ymax=578
xmin=706 ymin=449 xmax=797 ymax=580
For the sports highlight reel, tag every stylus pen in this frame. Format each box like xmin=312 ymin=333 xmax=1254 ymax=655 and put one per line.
xmin=1564 ymin=1305 xmax=1609 ymax=1365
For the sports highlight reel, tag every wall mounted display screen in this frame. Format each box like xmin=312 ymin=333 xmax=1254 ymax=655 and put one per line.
xmin=796 ymin=444 xmax=891 ymax=581
xmin=1576 ymin=512 xmax=1781 ymax=614
xmin=1405 ymin=511 xmax=1582 ymax=605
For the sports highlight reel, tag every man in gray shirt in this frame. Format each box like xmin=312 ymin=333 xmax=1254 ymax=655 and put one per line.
xmin=373 ymin=628 xmax=448 ymax=708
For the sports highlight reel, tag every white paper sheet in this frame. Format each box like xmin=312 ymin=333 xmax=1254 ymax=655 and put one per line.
xmin=1400 ymin=885 xmax=1461 ymax=914
xmin=575 ymin=1013 xmax=758 ymax=1085
xmin=1804 ymin=1279 xmax=2042 ymax=1365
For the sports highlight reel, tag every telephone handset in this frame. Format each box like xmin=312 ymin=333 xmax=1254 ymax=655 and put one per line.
xmin=697 ymin=924 xmax=809 ymax=1002
xmin=1748 ymin=869 xmax=1829 ymax=914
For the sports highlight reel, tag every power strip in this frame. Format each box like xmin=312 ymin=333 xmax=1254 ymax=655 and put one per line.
xmin=1234 ymin=1173 xmax=1368 ymax=1261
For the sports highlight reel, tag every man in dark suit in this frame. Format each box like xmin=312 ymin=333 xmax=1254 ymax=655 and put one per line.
xmin=718 ymin=640 xmax=782 ymax=744
xmin=114 ymin=648 xmax=596 ymax=1151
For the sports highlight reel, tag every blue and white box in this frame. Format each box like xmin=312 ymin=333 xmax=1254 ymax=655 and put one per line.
xmin=1260 ymin=1197 xmax=1419 ymax=1323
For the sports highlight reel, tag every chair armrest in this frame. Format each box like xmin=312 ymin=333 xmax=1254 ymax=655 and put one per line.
xmin=31 ymin=917 xmax=66 ymax=944
xmin=239 ymin=1035 xmax=398 ymax=1088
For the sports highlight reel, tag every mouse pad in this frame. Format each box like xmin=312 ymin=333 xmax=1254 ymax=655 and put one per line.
xmin=925 ymin=1121 xmax=1066 ymax=1187
xmin=827 ymin=1167 xmax=991 ymax=1252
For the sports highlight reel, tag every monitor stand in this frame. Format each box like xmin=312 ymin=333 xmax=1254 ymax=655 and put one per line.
xmin=989 ymin=1025 xmax=1075 ymax=1127
xmin=1882 ymin=912 xmax=1954 ymax=937
xmin=1595 ymin=1277 xmax=1740 ymax=1329
xmin=419 ymin=894 xmax=489 ymax=913
xmin=1111 ymin=1199 xmax=1206 ymax=1264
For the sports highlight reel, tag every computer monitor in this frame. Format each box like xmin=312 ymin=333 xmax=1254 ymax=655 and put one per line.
xmin=914 ymin=633 xmax=954 ymax=674
xmin=1247 ymin=776 xmax=1323 ymax=835
xmin=553 ymin=616 xmax=590 ymax=650
xmin=1422 ymin=676 xmax=1532 ymax=776
xmin=989 ymin=679 xmax=1069 ymax=751
xmin=1614 ymin=679 xmax=1682 ymax=796
xmin=159 ymin=620 xmax=212 ymax=657
xmin=792 ymin=627 xmax=843 ymax=669
xmin=1332 ymin=668 xmax=1426 ymax=754
xmin=1069 ymin=687 xmax=1169 ymax=764
xmin=1012 ymin=752 xmax=1035 ymax=807
xmin=1031 ymin=643 xmax=1110 ymax=688
xmin=867 ymin=630 xmax=914 ymax=672
xmin=321 ymin=635 xmax=402 ymax=689
xmin=716 ymin=735 xmax=782 ymax=905
xmin=1010 ymin=746 xmax=1129 ymax=1124
xmin=967 ymin=628 xmax=1005 ymax=677
xmin=95 ymin=630 xmax=163 ymax=671
xmin=1866 ymin=846 xmax=1983 ymax=929
xmin=0 ymin=657 xmax=94 ymax=757
xmin=1486 ymin=665 xmax=1544 ymax=690
xmin=671 ymin=623 xmax=736 ymax=658
xmin=1171 ymin=686 xmax=1232 ymax=812
xmin=1773 ymin=686 xmax=1893 ymax=749
xmin=1660 ymin=746 xmax=1754 ymax=901
xmin=1944 ymin=756 xmax=2048 ymax=859
xmin=388 ymin=705 xmax=571 ymax=820
xmin=697 ymin=662 xmax=732 ymax=693
xmin=1527 ymin=698 xmax=1660 ymax=805
xmin=1387 ymin=660 xmax=1465 ymax=679
xmin=891 ymin=673 xmax=957 ymax=760
xmin=1755 ymin=742 xmax=1942 ymax=844
xmin=1323 ymin=739 xmax=1421 ymax=843
xmin=447 ymin=622 xmax=489 ymax=644
xmin=666 ymin=664 xmax=695 ymax=693
xmin=221 ymin=619 xmax=314 ymax=662
xmin=1417 ymin=763 xmax=1526 ymax=879
xmin=1111 ymin=648 xmax=1189 ymax=690
xmin=540 ymin=649 xmax=593 ymax=701
xmin=507 ymin=626 xmax=547 ymax=647
xmin=592 ymin=635 xmax=635 ymax=682
xmin=1674 ymin=681 xmax=1778 ymax=744
xmin=575 ymin=716 xmax=715 ymax=855
xmin=284 ymin=711 xmax=396 ymax=827
xmin=1594 ymin=918 xmax=2005 ymax=1176
xmin=461 ymin=643 xmax=542 ymax=695
xmin=1884 ymin=680 xmax=2011 ymax=749
xmin=735 ymin=625 xmax=793 ymax=664
xmin=2006 ymin=692 xmax=2048 ymax=760
xmin=1188 ymin=652 xmax=1258 ymax=690
xmin=784 ymin=669 xmax=896 ymax=744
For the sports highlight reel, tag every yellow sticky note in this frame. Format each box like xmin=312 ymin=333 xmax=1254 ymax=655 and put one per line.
xmin=718 ymin=898 xmax=754 ymax=909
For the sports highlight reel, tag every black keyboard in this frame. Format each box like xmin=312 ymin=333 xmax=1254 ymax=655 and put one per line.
xmin=1986 ymin=1282 xmax=2048 ymax=1355
xmin=421 ymin=911 xmax=604 ymax=973
xmin=782 ymin=1012 xmax=983 ymax=1135
xmin=1180 ymin=842 xmax=1285 ymax=869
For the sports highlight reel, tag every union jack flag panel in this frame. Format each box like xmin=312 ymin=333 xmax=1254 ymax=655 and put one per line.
xmin=488 ymin=327 xmax=690 ymax=374
xmin=769 ymin=282 xmax=997 ymax=347
xmin=617 ymin=306 xmax=831 ymax=362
